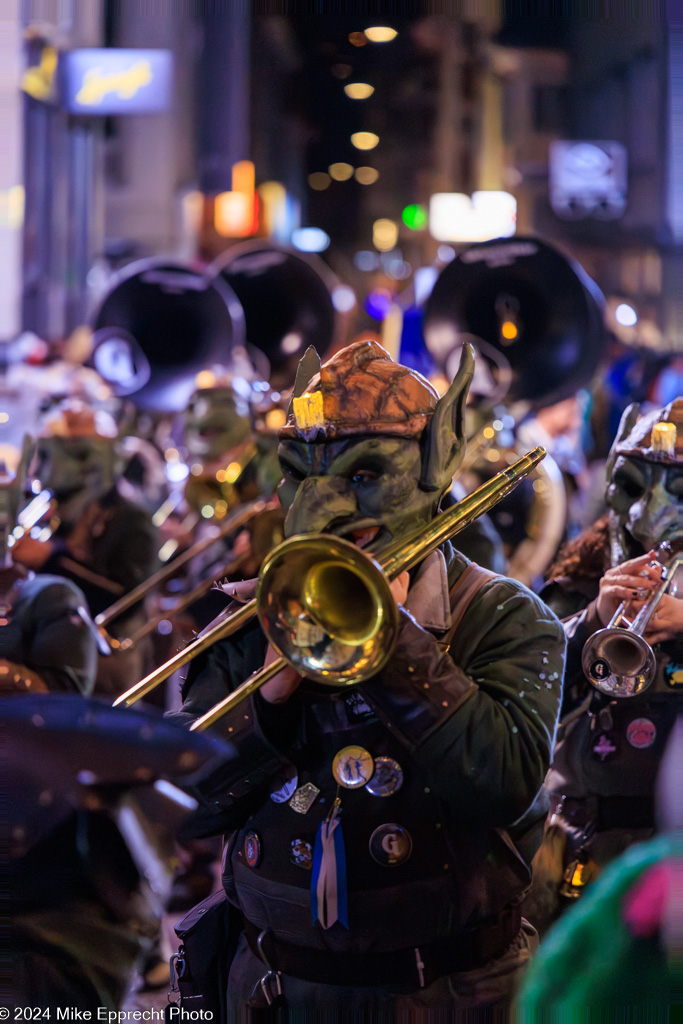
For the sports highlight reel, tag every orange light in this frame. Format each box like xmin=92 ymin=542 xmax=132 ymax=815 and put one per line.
xmin=214 ymin=192 xmax=252 ymax=237
xmin=232 ymin=160 xmax=255 ymax=197
xmin=214 ymin=160 xmax=258 ymax=238
xmin=501 ymin=321 xmax=518 ymax=341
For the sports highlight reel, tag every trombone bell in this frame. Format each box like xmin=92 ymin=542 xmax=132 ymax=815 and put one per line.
xmin=257 ymin=535 xmax=399 ymax=686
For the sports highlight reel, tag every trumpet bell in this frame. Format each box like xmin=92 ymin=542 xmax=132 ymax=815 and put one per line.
xmin=582 ymin=627 xmax=656 ymax=698
xmin=257 ymin=535 xmax=400 ymax=686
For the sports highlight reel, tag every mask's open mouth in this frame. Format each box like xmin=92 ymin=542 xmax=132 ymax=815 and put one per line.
xmin=349 ymin=525 xmax=380 ymax=549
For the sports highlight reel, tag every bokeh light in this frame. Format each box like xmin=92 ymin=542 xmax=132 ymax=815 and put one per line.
xmin=615 ymin=303 xmax=638 ymax=326
xmin=351 ymin=132 xmax=379 ymax=150
xmin=292 ymin=226 xmax=330 ymax=252
xmin=402 ymin=204 xmax=428 ymax=230
xmin=372 ymin=218 xmax=398 ymax=251
xmin=364 ymin=27 xmax=398 ymax=42
xmin=329 ymin=162 xmax=354 ymax=181
xmin=344 ymin=83 xmax=374 ymax=99
xmin=308 ymin=172 xmax=331 ymax=190
xmin=355 ymin=166 xmax=379 ymax=185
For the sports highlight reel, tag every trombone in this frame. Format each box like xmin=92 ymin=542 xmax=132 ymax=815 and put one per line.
xmin=114 ymin=505 xmax=285 ymax=650
xmin=95 ymin=498 xmax=266 ymax=642
xmin=114 ymin=447 xmax=547 ymax=728
xmin=582 ymin=543 xmax=682 ymax=698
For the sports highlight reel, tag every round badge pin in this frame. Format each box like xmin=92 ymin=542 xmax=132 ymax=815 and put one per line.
xmin=589 ymin=658 xmax=610 ymax=681
xmin=366 ymin=757 xmax=404 ymax=798
xmin=369 ymin=823 xmax=413 ymax=866
xmin=243 ymin=830 xmax=262 ymax=868
xmin=626 ymin=718 xmax=656 ymax=749
xmin=332 ymin=745 xmax=374 ymax=789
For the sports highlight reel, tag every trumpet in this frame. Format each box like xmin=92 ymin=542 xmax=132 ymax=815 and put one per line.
xmin=582 ymin=543 xmax=683 ymax=698
xmin=114 ymin=447 xmax=547 ymax=728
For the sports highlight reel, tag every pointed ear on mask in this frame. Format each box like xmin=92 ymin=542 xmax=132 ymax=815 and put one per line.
xmin=287 ymin=346 xmax=322 ymax=417
xmin=420 ymin=342 xmax=475 ymax=492
xmin=605 ymin=402 xmax=640 ymax=481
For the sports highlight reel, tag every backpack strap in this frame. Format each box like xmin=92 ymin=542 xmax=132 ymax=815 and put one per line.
xmin=439 ymin=563 xmax=499 ymax=654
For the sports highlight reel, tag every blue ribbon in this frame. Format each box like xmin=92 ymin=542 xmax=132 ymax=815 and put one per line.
xmin=311 ymin=803 xmax=348 ymax=930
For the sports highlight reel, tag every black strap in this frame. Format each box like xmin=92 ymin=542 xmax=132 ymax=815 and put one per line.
xmin=244 ymin=906 xmax=521 ymax=990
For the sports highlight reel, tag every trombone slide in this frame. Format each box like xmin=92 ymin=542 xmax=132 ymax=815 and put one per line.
xmin=120 ymin=446 xmax=546 ymax=725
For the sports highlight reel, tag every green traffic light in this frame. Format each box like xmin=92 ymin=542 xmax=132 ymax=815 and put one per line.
xmin=401 ymin=204 xmax=427 ymax=230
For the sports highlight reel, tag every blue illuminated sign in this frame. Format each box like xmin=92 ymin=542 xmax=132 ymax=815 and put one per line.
xmin=61 ymin=49 xmax=173 ymax=115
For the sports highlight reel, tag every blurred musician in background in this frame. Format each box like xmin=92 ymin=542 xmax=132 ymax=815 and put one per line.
xmin=0 ymin=443 xmax=98 ymax=695
xmin=169 ymin=364 xmax=284 ymax=632
xmin=11 ymin=398 xmax=161 ymax=696
xmin=169 ymin=339 xmax=565 ymax=1015
xmin=525 ymin=398 xmax=682 ymax=934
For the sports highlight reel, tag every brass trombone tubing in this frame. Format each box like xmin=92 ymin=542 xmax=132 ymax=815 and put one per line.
xmin=95 ymin=498 xmax=265 ymax=630
xmin=187 ymin=445 xmax=547 ymax=732
xmin=118 ymin=549 xmax=252 ymax=650
xmin=113 ymin=597 xmax=258 ymax=706
xmin=115 ymin=447 xmax=546 ymax=717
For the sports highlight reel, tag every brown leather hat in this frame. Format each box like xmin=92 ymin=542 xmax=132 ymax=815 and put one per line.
xmin=279 ymin=339 xmax=439 ymax=441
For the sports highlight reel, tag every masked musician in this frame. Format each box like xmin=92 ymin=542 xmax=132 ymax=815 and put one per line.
xmin=0 ymin=449 xmax=97 ymax=695
xmin=525 ymin=398 xmax=682 ymax=933
xmin=11 ymin=399 xmax=161 ymax=696
xmin=517 ymin=714 xmax=683 ymax=1015
xmin=170 ymin=339 xmax=565 ymax=1015
xmin=171 ymin=368 xmax=283 ymax=629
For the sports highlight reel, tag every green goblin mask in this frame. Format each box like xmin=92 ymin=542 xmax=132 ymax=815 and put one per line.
xmin=605 ymin=398 xmax=682 ymax=564
xmin=183 ymin=383 xmax=253 ymax=463
xmin=33 ymin=403 xmax=120 ymax=525
xmin=276 ymin=339 xmax=474 ymax=553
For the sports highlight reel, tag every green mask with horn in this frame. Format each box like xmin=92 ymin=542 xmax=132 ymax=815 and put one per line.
xmin=276 ymin=339 xmax=474 ymax=555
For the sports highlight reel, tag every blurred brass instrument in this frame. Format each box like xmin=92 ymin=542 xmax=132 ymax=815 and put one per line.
xmin=95 ymin=498 xmax=266 ymax=642
xmin=114 ymin=447 xmax=547 ymax=727
xmin=114 ymin=504 xmax=284 ymax=650
xmin=582 ymin=544 xmax=683 ymax=698
xmin=457 ymin=419 xmax=567 ymax=588
xmin=420 ymin=236 xmax=606 ymax=585
xmin=155 ymin=441 xmax=260 ymax=563
xmin=11 ymin=489 xmax=58 ymax=544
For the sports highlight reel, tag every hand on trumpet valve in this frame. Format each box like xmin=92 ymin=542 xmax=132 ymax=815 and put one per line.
xmin=596 ymin=550 xmax=663 ymax=627
xmin=642 ymin=592 xmax=683 ymax=646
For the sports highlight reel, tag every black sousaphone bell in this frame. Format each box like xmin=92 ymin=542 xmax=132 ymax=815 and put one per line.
xmin=90 ymin=259 xmax=246 ymax=413
xmin=210 ymin=241 xmax=339 ymax=390
xmin=423 ymin=236 xmax=605 ymax=407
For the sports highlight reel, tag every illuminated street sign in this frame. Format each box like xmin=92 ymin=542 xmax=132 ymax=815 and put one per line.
xmin=61 ymin=49 xmax=173 ymax=114
xmin=549 ymin=140 xmax=627 ymax=219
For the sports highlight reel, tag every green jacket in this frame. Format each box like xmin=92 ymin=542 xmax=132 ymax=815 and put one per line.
xmin=170 ymin=543 xmax=566 ymax=947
